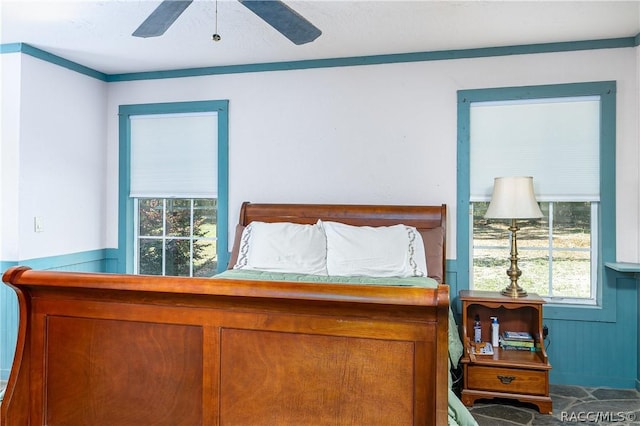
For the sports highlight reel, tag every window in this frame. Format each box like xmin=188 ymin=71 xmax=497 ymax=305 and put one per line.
xmin=136 ymin=198 xmax=218 ymax=277
xmin=118 ymin=101 xmax=229 ymax=276
xmin=457 ymin=82 xmax=616 ymax=313
xmin=472 ymin=201 xmax=597 ymax=303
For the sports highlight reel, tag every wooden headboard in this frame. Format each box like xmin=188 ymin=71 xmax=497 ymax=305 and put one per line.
xmin=231 ymin=202 xmax=447 ymax=282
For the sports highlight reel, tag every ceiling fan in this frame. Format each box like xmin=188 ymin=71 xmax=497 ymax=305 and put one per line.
xmin=132 ymin=0 xmax=322 ymax=45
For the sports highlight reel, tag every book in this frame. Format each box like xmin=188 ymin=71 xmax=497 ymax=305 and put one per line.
xmin=500 ymin=338 xmax=534 ymax=348
xmin=502 ymin=331 xmax=534 ymax=341
xmin=501 ymin=344 xmax=536 ymax=352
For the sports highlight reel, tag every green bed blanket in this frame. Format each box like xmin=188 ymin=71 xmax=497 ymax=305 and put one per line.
xmin=216 ymin=268 xmax=441 ymax=286
xmin=215 ymin=269 xmax=477 ymax=426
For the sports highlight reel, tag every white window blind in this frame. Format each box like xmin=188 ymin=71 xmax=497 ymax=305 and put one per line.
xmin=470 ymin=97 xmax=600 ymax=202
xmin=130 ymin=112 xmax=218 ymax=198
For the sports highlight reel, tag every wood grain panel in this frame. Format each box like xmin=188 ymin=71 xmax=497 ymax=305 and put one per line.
xmin=220 ymin=328 xmax=415 ymax=425
xmin=44 ymin=316 xmax=204 ymax=426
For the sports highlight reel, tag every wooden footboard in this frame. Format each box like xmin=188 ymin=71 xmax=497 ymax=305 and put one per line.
xmin=1 ymin=267 xmax=449 ymax=426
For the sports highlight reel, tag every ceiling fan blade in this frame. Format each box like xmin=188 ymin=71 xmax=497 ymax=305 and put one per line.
xmin=133 ymin=0 xmax=193 ymax=38
xmin=238 ymin=0 xmax=321 ymax=45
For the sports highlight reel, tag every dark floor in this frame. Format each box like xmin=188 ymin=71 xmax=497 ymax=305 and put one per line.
xmin=467 ymin=384 xmax=640 ymax=425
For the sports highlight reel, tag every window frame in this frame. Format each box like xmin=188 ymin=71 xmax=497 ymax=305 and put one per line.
xmin=118 ymin=100 xmax=229 ymax=275
xmin=457 ymin=81 xmax=616 ymax=322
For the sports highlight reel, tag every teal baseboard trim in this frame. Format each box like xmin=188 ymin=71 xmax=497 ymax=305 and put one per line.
xmin=444 ymin=259 xmax=463 ymax=314
xmin=0 ymin=261 xmax=18 ymax=275
xmin=1 ymin=249 xmax=116 ymax=273
xmin=445 ymin=259 xmax=457 ymax=276
xmin=18 ymin=249 xmax=110 ymax=272
xmin=551 ymin=372 xmax=637 ymax=390
xmin=104 ymin=248 xmax=120 ymax=273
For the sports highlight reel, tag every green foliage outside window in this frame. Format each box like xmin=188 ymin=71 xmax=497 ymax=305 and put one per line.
xmin=138 ymin=199 xmax=218 ymax=277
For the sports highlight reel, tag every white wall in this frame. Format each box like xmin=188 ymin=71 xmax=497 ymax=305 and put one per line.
xmin=0 ymin=54 xmax=21 ymax=261
xmin=107 ymin=47 xmax=640 ymax=262
xmin=1 ymin=55 xmax=108 ymax=261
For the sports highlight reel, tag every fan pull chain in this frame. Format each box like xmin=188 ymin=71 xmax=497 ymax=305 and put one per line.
xmin=212 ymin=0 xmax=221 ymax=41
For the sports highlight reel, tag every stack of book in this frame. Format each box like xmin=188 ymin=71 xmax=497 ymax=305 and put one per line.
xmin=500 ymin=331 xmax=536 ymax=351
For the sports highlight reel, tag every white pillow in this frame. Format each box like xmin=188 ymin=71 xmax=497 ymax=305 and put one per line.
xmin=233 ymin=221 xmax=328 ymax=275
xmin=408 ymin=226 xmax=428 ymax=277
xmin=320 ymin=220 xmax=428 ymax=277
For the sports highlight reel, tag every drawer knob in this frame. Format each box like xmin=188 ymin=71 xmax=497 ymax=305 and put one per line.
xmin=497 ymin=375 xmax=516 ymax=384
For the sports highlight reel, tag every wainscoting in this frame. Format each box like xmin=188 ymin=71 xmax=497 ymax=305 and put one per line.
xmin=2 ymin=254 xmax=639 ymax=390
xmin=0 ymin=283 xmax=16 ymax=381
xmin=0 ymin=249 xmax=117 ymax=380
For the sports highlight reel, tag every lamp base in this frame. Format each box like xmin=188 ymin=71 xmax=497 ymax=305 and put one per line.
xmin=501 ymin=219 xmax=528 ymax=298
xmin=501 ymin=284 xmax=528 ymax=298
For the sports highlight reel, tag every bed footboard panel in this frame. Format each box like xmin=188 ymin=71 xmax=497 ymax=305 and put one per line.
xmin=1 ymin=267 xmax=449 ymax=426
xmin=44 ymin=316 xmax=205 ymax=425
xmin=221 ymin=329 xmax=419 ymax=425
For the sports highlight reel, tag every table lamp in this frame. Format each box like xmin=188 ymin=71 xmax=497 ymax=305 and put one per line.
xmin=485 ymin=176 xmax=543 ymax=298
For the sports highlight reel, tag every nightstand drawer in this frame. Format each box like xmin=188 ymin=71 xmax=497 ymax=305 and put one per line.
xmin=467 ymin=365 xmax=547 ymax=395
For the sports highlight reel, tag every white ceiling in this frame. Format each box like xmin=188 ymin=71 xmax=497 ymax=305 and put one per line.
xmin=2 ymin=0 xmax=639 ymax=75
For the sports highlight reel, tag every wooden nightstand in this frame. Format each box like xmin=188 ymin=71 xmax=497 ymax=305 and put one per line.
xmin=459 ymin=290 xmax=552 ymax=414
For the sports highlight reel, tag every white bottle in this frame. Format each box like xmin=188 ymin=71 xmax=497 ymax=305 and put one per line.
xmin=491 ymin=316 xmax=499 ymax=347
xmin=473 ymin=315 xmax=482 ymax=343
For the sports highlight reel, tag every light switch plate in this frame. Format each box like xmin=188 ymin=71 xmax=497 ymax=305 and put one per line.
xmin=34 ymin=216 xmax=44 ymax=233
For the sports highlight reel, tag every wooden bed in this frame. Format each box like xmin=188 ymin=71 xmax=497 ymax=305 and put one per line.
xmin=1 ymin=203 xmax=450 ymax=426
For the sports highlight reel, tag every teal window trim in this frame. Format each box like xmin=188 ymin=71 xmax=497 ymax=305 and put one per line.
xmin=457 ymin=81 xmax=616 ymax=322
xmin=117 ymin=100 xmax=230 ymax=274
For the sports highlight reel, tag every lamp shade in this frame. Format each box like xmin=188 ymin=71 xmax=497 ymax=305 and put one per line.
xmin=485 ymin=176 xmax=543 ymax=219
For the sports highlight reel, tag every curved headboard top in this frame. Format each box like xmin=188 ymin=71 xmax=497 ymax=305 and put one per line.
xmin=231 ymin=202 xmax=447 ymax=283
xmin=239 ymin=202 xmax=445 ymax=229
